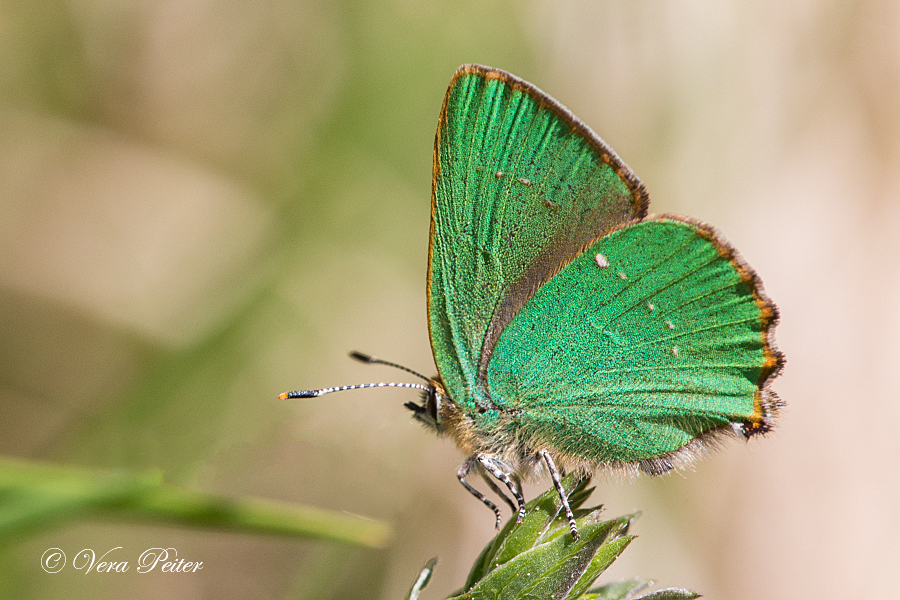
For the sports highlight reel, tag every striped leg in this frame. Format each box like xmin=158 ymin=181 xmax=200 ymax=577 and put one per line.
xmin=478 ymin=455 xmax=526 ymax=523
xmin=479 ymin=470 xmax=517 ymax=515
xmin=540 ymin=450 xmax=579 ymax=540
xmin=458 ymin=457 xmax=502 ymax=529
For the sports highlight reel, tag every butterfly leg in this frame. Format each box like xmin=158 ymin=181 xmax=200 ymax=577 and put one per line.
xmin=540 ymin=450 xmax=580 ymax=540
xmin=479 ymin=470 xmax=518 ymax=515
xmin=477 ymin=455 xmax=527 ymax=523
xmin=458 ymin=457 xmax=502 ymax=529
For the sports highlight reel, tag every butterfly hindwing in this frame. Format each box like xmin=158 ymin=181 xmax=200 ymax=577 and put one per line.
xmin=485 ymin=217 xmax=782 ymax=466
xmin=429 ymin=65 xmax=648 ymax=411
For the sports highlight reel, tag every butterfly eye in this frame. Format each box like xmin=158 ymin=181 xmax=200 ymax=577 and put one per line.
xmin=426 ymin=390 xmax=441 ymax=423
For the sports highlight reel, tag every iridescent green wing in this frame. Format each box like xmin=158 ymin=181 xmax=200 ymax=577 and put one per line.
xmin=428 ymin=65 xmax=648 ymax=410
xmin=485 ymin=217 xmax=782 ymax=470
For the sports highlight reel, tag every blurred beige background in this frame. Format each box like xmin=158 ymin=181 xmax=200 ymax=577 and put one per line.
xmin=2 ymin=0 xmax=898 ymax=598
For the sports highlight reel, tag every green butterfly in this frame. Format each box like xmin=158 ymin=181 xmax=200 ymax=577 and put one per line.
xmin=282 ymin=64 xmax=783 ymax=539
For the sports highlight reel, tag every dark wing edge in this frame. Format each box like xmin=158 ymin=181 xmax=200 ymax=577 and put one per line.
xmin=667 ymin=214 xmax=785 ymax=435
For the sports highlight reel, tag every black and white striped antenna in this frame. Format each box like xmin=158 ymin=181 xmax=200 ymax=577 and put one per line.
xmin=278 ymin=351 xmax=432 ymax=400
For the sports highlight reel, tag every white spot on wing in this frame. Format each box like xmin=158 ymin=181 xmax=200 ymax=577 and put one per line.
xmin=665 ymin=319 xmax=675 ymax=329
xmin=647 ymin=302 xmax=655 ymax=312
xmin=672 ymin=345 xmax=679 ymax=356
xmin=495 ymin=171 xmax=504 ymax=179
xmin=518 ymin=177 xmax=532 ymax=186
xmin=595 ymin=253 xmax=609 ymax=268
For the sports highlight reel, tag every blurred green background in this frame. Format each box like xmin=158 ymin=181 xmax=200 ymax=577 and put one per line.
xmin=2 ymin=0 xmax=898 ymax=598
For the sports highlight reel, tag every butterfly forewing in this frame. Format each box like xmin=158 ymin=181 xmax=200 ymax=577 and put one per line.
xmin=429 ymin=65 xmax=648 ymax=409
xmin=485 ymin=217 xmax=781 ymax=464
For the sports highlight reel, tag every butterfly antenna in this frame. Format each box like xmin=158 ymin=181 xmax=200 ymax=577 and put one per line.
xmin=348 ymin=351 xmax=431 ymax=383
xmin=278 ymin=351 xmax=434 ymax=400
xmin=279 ymin=381 xmax=432 ymax=400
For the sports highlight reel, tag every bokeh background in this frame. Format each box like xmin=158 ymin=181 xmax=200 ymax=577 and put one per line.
xmin=2 ymin=0 xmax=898 ymax=598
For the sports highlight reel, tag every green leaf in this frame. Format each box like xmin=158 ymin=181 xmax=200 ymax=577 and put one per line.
xmin=464 ymin=474 xmax=590 ymax=589
xmin=403 ymin=476 xmax=700 ymax=600
xmin=451 ymin=521 xmax=631 ymax=600
xmin=586 ymin=577 xmax=652 ymax=600
xmin=561 ymin=534 xmax=634 ymax=600
xmin=405 ymin=558 xmax=439 ymax=600
xmin=0 ymin=456 xmax=391 ymax=547
xmin=566 ymin=484 xmax=599 ymax=513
